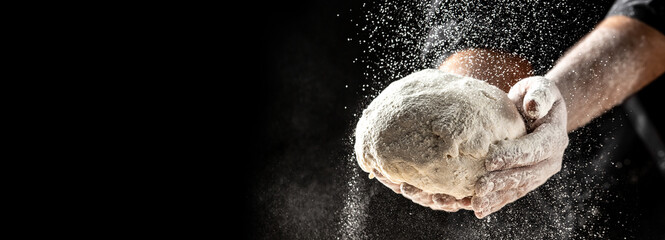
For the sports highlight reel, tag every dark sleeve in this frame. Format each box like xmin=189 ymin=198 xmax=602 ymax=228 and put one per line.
xmin=606 ymin=0 xmax=665 ymax=34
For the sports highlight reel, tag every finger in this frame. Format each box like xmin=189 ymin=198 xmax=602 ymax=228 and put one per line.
xmin=521 ymin=77 xmax=557 ymax=120
xmin=473 ymin=157 xmax=562 ymax=218
xmin=400 ymin=182 xmax=421 ymax=196
xmin=432 ymin=204 xmax=460 ymax=212
xmin=485 ymin=102 xmax=568 ymax=171
xmin=473 ymin=188 xmax=524 ymax=218
xmin=372 ymin=169 xmax=402 ymax=193
xmin=431 ymin=193 xmax=457 ymax=211
xmin=400 ymin=183 xmax=433 ymax=206
xmin=530 ymin=98 xmax=566 ymax=130
xmin=430 ymin=194 xmax=463 ymax=212
xmin=478 ymin=157 xmax=561 ymax=197
xmin=507 ymin=76 xmax=558 ymax=120
xmin=458 ymin=196 xmax=472 ymax=210
xmin=431 ymin=194 xmax=472 ymax=212
xmin=415 ymin=194 xmax=434 ymax=206
xmin=507 ymin=78 xmax=528 ymax=107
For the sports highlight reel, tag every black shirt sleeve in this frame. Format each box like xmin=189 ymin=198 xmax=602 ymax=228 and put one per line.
xmin=606 ymin=0 xmax=665 ymax=34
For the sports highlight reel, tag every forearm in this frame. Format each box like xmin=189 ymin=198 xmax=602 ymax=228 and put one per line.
xmin=545 ymin=15 xmax=665 ymax=132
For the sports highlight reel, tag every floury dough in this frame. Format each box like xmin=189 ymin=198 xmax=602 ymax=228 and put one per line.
xmin=354 ymin=69 xmax=526 ymax=199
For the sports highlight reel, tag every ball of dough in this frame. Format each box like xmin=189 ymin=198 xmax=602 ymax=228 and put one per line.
xmin=354 ymin=69 xmax=526 ymax=199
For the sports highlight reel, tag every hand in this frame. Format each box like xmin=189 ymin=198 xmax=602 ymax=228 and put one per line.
xmin=371 ymin=169 xmax=472 ymax=212
xmin=472 ymin=76 xmax=569 ymax=218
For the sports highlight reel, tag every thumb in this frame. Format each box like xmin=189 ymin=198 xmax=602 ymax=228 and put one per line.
xmin=511 ymin=76 xmax=557 ymax=120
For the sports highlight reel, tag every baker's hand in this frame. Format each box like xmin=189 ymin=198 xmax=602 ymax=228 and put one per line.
xmin=371 ymin=169 xmax=472 ymax=212
xmin=472 ymin=76 xmax=569 ymax=219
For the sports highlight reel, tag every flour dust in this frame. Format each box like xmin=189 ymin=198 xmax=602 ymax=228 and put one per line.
xmin=339 ymin=0 xmax=626 ymax=239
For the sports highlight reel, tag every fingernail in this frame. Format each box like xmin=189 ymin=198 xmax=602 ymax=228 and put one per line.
xmin=525 ymin=99 xmax=539 ymax=119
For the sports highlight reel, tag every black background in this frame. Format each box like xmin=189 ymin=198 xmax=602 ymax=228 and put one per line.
xmin=242 ymin=0 xmax=665 ymax=239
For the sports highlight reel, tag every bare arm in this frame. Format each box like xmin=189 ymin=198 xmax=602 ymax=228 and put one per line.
xmin=395 ymin=15 xmax=665 ymax=219
xmin=472 ymin=16 xmax=665 ymax=218
xmin=546 ymin=15 xmax=665 ymax=132
xmin=433 ymin=15 xmax=665 ymax=219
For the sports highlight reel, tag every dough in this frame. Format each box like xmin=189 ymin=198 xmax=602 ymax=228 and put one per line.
xmin=354 ymin=69 xmax=526 ymax=199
